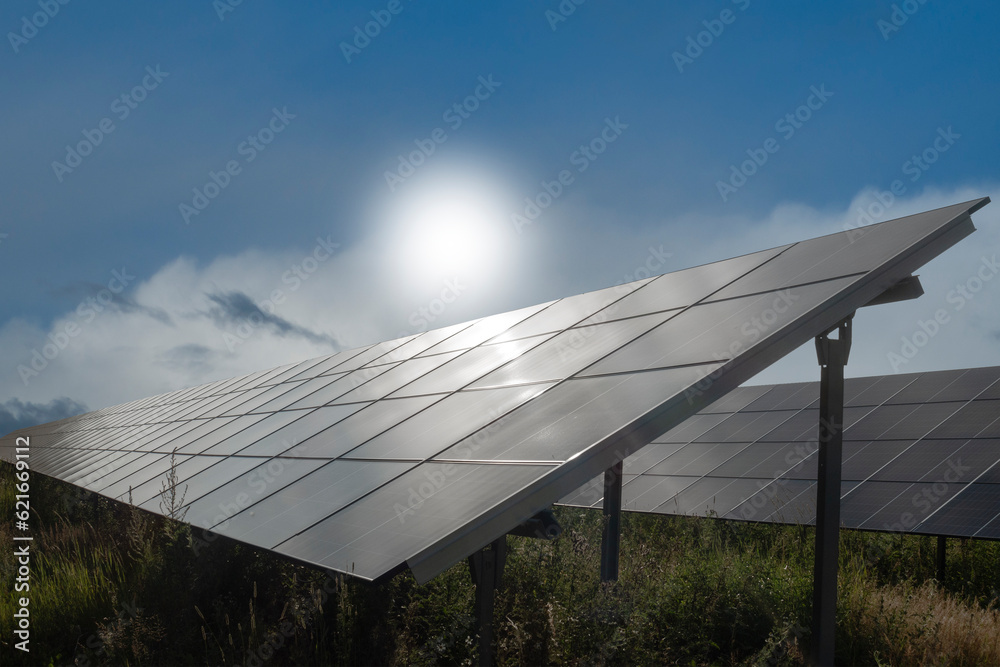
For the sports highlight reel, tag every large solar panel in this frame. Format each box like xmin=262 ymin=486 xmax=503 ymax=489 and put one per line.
xmin=0 ymin=198 xmax=989 ymax=583
xmin=559 ymin=365 xmax=1000 ymax=538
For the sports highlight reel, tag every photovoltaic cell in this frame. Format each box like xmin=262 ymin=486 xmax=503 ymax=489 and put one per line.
xmin=578 ymin=246 xmax=789 ymax=324
xmin=237 ymin=404 xmax=368 ymax=457
xmin=623 ymin=475 xmax=696 ymax=512
xmin=645 ymin=442 xmax=748 ymax=476
xmin=138 ymin=455 xmax=268 ymax=511
xmin=743 ymin=383 xmax=814 ymax=411
xmin=708 ymin=442 xmax=795 ymax=478
xmin=281 ymin=396 xmax=442 ymax=459
xmin=467 ymin=312 xmax=675 ymax=390
xmin=884 ymin=369 xmax=967 ymax=405
xmin=621 ymin=442 xmax=688 ymax=475
xmin=367 ymin=320 xmax=478 ymax=365
xmin=926 ymin=400 xmax=1000 ymax=438
xmin=486 ymin=279 xmax=653 ymax=343
xmin=840 ymin=441 xmax=914 ymax=481
xmin=417 ymin=303 xmax=552 ymax=356
xmin=654 ymin=413 xmax=730 ymax=443
xmin=581 ymin=276 xmax=859 ymax=376
xmin=275 ymin=462 xmax=555 ymax=581
xmin=434 ymin=364 xmax=723 ymax=463
xmin=183 ymin=456 xmax=328 ymax=530
xmin=846 ymin=374 xmax=916 ymax=407
xmin=394 ymin=336 xmax=553 ymax=397
xmin=702 ymin=384 xmax=771 ymax=414
xmin=198 ymin=411 xmax=305 ymax=456
xmin=283 ymin=366 xmax=397 ymax=410
xmin=212 ymin=460 xmax=417 ymax=547
xmin=694 ymin=410 xmax=797 ymax=443
xmin=916 ymin=484 xmax=1000 ymax=536
xmin=331 ymin=351 xmax=464 ymax=403
xmin=344 ymin=384 xmax=553 ymax=461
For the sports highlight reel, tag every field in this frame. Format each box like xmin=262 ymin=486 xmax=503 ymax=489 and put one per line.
xmin=2 ymin=469 xmax=999 ymax=666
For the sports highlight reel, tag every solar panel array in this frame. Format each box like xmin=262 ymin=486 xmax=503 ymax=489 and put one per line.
xmin=0 ymin=198 xmax=989 ymax=583
xmin=559 ymin=366 xmax=1000 ymax=538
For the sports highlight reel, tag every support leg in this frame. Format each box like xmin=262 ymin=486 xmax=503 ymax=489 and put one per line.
xmin=601 ymin=461 xmax=623 ymax=582
xmin=468 ymin=536 xmax=506 ymax=667
xmin=810 ymin=317 xmax=852 ymax=667
xmin=937 ymin=535 xmax=946 ymax=583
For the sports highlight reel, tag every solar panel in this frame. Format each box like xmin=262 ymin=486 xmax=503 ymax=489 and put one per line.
xmin=559 ymin=364 xmax=1000 ymax=539
xmin=0 ymin=198 xmax=990 ymax=583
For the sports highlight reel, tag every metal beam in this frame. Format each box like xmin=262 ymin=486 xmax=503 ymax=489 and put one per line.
xmin=507 ymin=509 xmax=562 ymax=540
xmin=809 ymin=316 xmax=852 ymax=666
xmin=863 ymin=275 xmax=923 ymax=307
xmin=468 ymin=536 xmax=506 ymax=667
xmin=601 ymin=461 xmax=623 ymax=582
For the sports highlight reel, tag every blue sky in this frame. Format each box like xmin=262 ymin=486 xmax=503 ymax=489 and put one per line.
xmin=2 ymin=0 xmax=999 ymax=432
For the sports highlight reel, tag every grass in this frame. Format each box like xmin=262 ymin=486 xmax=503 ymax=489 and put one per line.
xmin=2 ymin=469 xmax=999 ymax=665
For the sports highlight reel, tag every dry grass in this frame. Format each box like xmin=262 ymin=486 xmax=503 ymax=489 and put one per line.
xmin=841 ymin=575 xmax=1000 ymax=666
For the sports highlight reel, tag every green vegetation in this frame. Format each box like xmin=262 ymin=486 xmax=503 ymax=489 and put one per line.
xmin=2 ymin=470 xmax=999 ymax=665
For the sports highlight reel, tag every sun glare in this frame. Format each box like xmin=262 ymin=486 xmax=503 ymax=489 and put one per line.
xmin=384 ymin=167 xmax=512 ymax=290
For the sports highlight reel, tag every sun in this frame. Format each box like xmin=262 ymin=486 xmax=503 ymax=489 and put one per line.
xmin=385 ymin=167 xmax=512 ymax=288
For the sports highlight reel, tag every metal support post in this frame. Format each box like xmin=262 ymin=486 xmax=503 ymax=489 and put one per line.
xmin=601 ymin=460 xmax=623 ymax=582
xmin=809 ymin=316 xmax=852 ymax=666
xmin=468 ymin=536 xmax=506 ymax=667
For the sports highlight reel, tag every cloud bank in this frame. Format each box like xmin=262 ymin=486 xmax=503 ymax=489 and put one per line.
xmin=2 ymin=183 xmax=997 ymax=429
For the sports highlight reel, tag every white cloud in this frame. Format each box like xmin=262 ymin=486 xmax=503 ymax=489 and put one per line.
xmin=1 ymin=184 xmax=997 ymax=415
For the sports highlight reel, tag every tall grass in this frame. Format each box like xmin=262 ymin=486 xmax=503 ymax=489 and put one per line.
xmin=2 ymin=469 xmax=999 ymax=665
